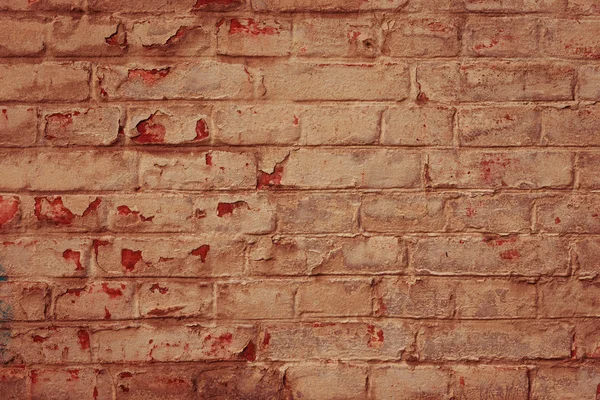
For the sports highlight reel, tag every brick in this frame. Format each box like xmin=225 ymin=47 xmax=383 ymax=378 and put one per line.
xmin=275 ymin=193 xmax=359 ymax=233
xmin=54 ymin=281 xmax=135 ymax=320
xmin=381 ymin=105 xmax=454 ymax=146
xmin=41 ymin=107 xmax=121 ymax=146
xmin=536 ymin=195 xmax=600 ymax=233
xmin=127 ymin=106 xmax=210 ymax=145
xmin=446 ymin=193 xmax=532 ymax=233
xmin=139 ymin=282 xmax=212 ymax=318
xmin=0 ymin=368 xmax=28 ymax=399
xmin=579 ymin=152 xmax=600 ymax=188
xmin=454 ymin=279 xmax=536 ymax=318
xmin=458 ymin=106 xmax=540 ymax=147
xmin=274 ymin=149 xmax=421 ymax=189
xmin=296 ymin=279 xmax=372 ymax=317
xmin=542 ymin=105 xmax=600 ymax=146
xmin=31 ymin=368 xmax=113 ymax=400
xmin=567 ymin=0 xmax=600 ymax=14
xmin=50 ymin=16 xmax=126 ymax=57
xmin=574 ymin=238 xmax=600 ymax=279
xmin=259 ymin=321 xmax=415 ymax=360
xmin=196 ymin=366 xmax=283 ymax=399
xmin=0 ymin=106 xmax=37 ymax=147
xmin=91 ymin=323 xmax=255 ymax=362
xmin=88 ymin=0 xmax=197 ymax=11
xmin=129 ymin=17 xmax=215 ymax=56
xmin=412 ymin=235 xmax=569 ymax=276
xmin=532 ymin=367 xmax=600 ymax=400
xmin=539 ymin=279 xmax=600 ymax=317
xmin=573 ymin=320 xmax=600 ymax=359
xmin=217 ymin=17 xmax=292 ymax=56
xmin=0 ymin=282 xmax=47 ymax=321
xmin=465 ymin=16 xmax=538 ymax=57
xmin=361 ymin=193 xmax=447 ymax=233
xmin=0 ymin=194 xmax=21 ymax=230
xmin=0 ymin=62 xmax=90 ymax=101
xmin=383 ymin=16 xmax=461 ymax=57
xmin=0 ymin=18 xmax=46 ymax=56
xmin=374 ymin=277 xmax=454 ymax=318
xmin=371 ymin=365 xmax=449 ymax=400
xmin=284 ymin=364 xmax=368 ymax=400
xmin=543 ymin=19 xmax=600 ymax=59
xmin=427 ymin=150 xmax=573 ymax=189
xmin=301 ymin=105 xmax=382 ymax=145
xmin=462 ymin=0 xmax=565 ymax=12
xmin=451 ymin=366 xmax=528 ymax=400
xmin=579 ymin=64 xmax=600 ymax=100
xmin=418 ymin=321 xmax=572 ymax=360
xmin=1 ymin=326 xmax=92 ymax=364
xmin=417 ymin=62 xmax=575 ymax=102
xmin=213 ymin=104 xmax=300 ymax=145
xmin=0 ymin=0 xmax=83 ymax=10
xmin=248 ymin=235 xmax=405 ymax=276
xmin=140 ymin=151 xmax=256 ymax=190
xmin=293 ymin=16 xmax=381 ymax=58
xmin=94 ymin=236 xmax=245 ymax=277
xmin=260 ymin=63 xmax=410 ymax=101
xmin=106 ymin=194 xmax=194 ymax=233
xmin=216 ymin=281 xmax=295 ymax=319
xmin=115 ymin=366 xmax=196 ymax=400
xmin=0 ymin=238 xmax=91 ymax=278
xmin=251 ymin=0 xmax=408 ymax=11
xmin=26 ymin=195 xmax=106 ymax=232
xmin=97 ymin=62 xmax=255 ymax=100
xmin=194 ymin=193 xmax=275 ymax=234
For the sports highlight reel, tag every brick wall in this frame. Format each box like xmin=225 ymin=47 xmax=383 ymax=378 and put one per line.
xmin=1 ymin=0 xmax=600 ymax=398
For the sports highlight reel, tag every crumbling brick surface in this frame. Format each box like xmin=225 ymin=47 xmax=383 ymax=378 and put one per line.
xmin=1 ymin=0 xmax=599 ymax=398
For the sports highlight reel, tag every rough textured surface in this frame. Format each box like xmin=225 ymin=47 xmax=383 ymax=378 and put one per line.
xmin=0 ymin=1 xmax=599 ymax=398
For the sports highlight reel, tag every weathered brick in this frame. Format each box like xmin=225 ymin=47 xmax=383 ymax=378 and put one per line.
xmin=0 ymin=106 xmax=37 ymax=147
xmin=301 ymin=105 xmax=382 ymax=145
xmin=54 ymin=281 xmax=135 ymax=320
xmin=465 ymin=16 xmax=538 ymax=57
xmin=297 ymin=279 xmax=372 ymax=317
xmin=451 ymin=366 xmax=529 ymax=400
xmin=31 ymin=368 xmax=113 ymax=400
xmin=0 ymin=63 xmax=90 ymax=101
xmin=97 ymin=62 xmax=255 ymax=100
xmin=0 ymin=282 xmax=47 ymax=321
xmin=217 ymin=17 xmax=292 ymax=56
xmin=260 ymin=63 xmax=410 ymax=101
xmin=411 ymin=235 xmax=569 ymax=276
xmin=196 ymin=366 xmax=283 ymax=399
xmin=375 ymin=277 xmax=454 ymax=318
xmin=139 ymin=151 xmax=256 ymax=190
xmin=0 ymin=367 xmax=28 ymax=399
xmin=543 ymin=19 xmax=600 ymax=59
xmin=217 ymin=281 xmax=295 ymax=319
xmin=567 ymin=0 xmax=600 ymax=14
xmin=213 ymin=104 xmax=300 ymax=145
xmin=115 ymin=366 xmax=196 ymax=400
xmin=26 ymin=195 xmax=106 ymax=232
xmin=454 ymin=279 xmax=536 ymax=318
xmin=0 ymin=0 xmax=83 ymax=10
xmin=284 ymin=363 xmax=368 ymax=400
xmin=418 ymin=321 xmax=572 ymax=360
xmin=573 ymin=320 xmax=600 ymax=359
xmin=293 ymin=16 xmax=380 ymax=58
xmin=87 ymin=0 xmax=201 ymax=11
xmin=542 ymin=105 xmax=600 ymax=146
xmin=458 ymin=106 xmax=540 ymax=147
xmin=50 ymin=16 xmax=126 ymax=56
xmin=252 ymin=0 xmax=408 ymax=11
xmin=427 ymin=150 xmax=573 ymax=189
xmin=41 ymin=107 xmax=121 ymax=146
xmin=139 ymin=282 xmax=212 ymax=318
xmin=381 ymin=105 xmax=454 ymax=146
xmin=371 ymin=365 xmax=449 ymax=400
xmin=248 ymin=235 xmax=405 ymax=276
xmin=539 ymin=279 xmax=600 ymax=317
xmin=574 ymin=238 xmax=600 ymax=279
xmin=532 ymin=367 xmax=600 ymax=400
xmin=578 ymin=152 xmax=600 ymax=188
xmin=0 ymin=194 xmax=21 ymax=230
xmin=383 ymin=16 xmax=461 ymax=57
xmin=260 ymin=322 xmax=415 ymax=360
xmin=579 ymin=64 xmax=600 ymax=100
xmin=462 ymin=0 xmax=565 ymax=12
xmin=91 ymin=323 xmax=255 ymax=362
xmin=446 ymin=193 xmax=532 ymax=233
xmin=536 ymin=195 xmax=600 ymax=233
xmin=129 ymin=17 xmax=215 ymax=56
xmin=0 ymin=238 xmax=91 ymax=277
xmin=361 ymin=193 xmax=447 ymax=233
xmin=127 ymin=106 xmax=210 ymax=145
xmin=275 ymin=193 xmax=359 ymax=233
xmin=0 ymin=18 xmax=46 ymax=56
xmin=94 ymin=236 xmax=245 ymax=277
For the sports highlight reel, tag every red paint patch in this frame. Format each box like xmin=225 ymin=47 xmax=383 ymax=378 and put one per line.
xmin=101 ymin=283 xmax=123 ymax=299
xmin=473 ymin=39 xmax=499 ymax=51
xmin=465 ymin=207 xmax=476 ymax=217
xmin=117 ymin=205 xmax=154 ymax=222
xmin=500 ymin=249 xmax=521 ymax=260
xmin=239 ymin=340 xmax=256 ymax=361
xmin=191 ymin=244 xmax=210 ymax=262
xmin=229 ymin=18 xmax=278 ymax=35
xmin=150 ymin=283 xmax=169 ymax=294
xmin=119 ymin=372 xmax=133 ymax=378
xmin=67 ymin=369 xmax=79 ymax=381
xmin=479 ymin=156 xmax=512 ymax=184
xmin=0 ymin=196 xmax=19 ymax=227
xmin=104 ymin=307 xmax=112 ymax=320
xmin=34 ymin=197 xmax=75 ymax=225
xmin=555 ymin=217 xmax=561 ymax=224
xmin=205 ymin=153 xmax=213 ymax=166
xmin=32 ymin=335 xmax=47 ymax=343
xmin=77 ymin=330 xmax=90 ymax=350
xmin=194 ymin=119 xmax=210 ymax=141
xmin=128 ymin=68 xmax=170 ymax=85
xmin=45 ymin=112 xmax=76 ymax=131
xmin=105 ymin=24 xmax=127 ymax=48
xmin=204 ymin=333 xmax=233 ymax=355
xmin=82 ymin=197 xmax=102 ymax=217
xmin=459 ymin=376 xmax=465 ymax=386
xmin=262 ymin=331 xmax=271 ymax=347
xmin=416 ymin=92 xmax=429 ymax=105
xmin=30 ymin=370 xmax=38 ymax=384
xmin=63 ymin=249 xmax=84 ymax=271
xmin=133 ymin=114 xmax=166 ymax=144
xmin=93 ymin=386 xmax=99 ymax=400
xmin=121 ymin=249 xmax=143 ymax=271
xmin=216 ymin=201 xmax=249 ymax=217
xmin=367 ymin=324 xmax=384 ymax=348
xmin=93 ymin=239 xmax=111 ymax=256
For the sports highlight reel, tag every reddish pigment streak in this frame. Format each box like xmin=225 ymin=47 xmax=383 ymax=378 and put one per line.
xmin=0 ymin=196 xmax=19 ymax=227
xmin=63 ymin=249 xmax=84 ymax=271
xmin=101 ymin=283 xmax=124 ymax=299
xmin=77 ymin=330 xmax=90 ymax=350
xmin=229 ymin=18 xmax=277 ymax=35
xmin=216 ymin=201 xmax=249 ymax=217
xmin=191 ymin=244 xmax=210 ymax=262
